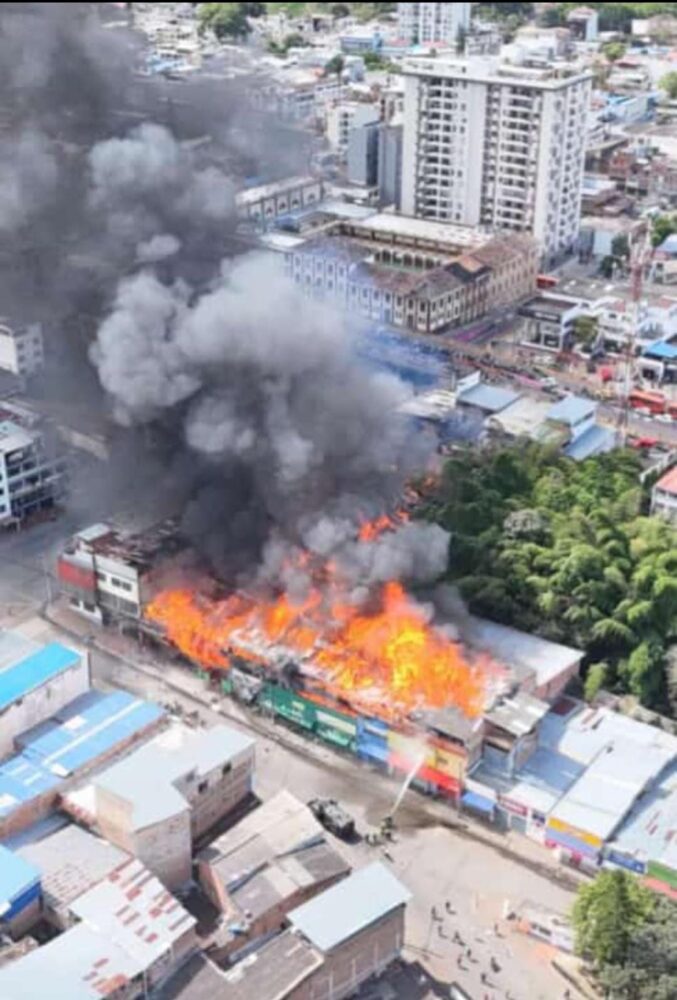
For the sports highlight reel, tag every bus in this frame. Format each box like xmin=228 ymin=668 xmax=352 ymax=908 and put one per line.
xmin=629 ymin=389 xmax=667 ymax=415
xmin=537 ymin=274 xmax=559 ymax=290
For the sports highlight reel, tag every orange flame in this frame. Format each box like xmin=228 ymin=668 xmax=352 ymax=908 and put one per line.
xmin=358 ymin=510 xmax=410 ymax=543
xmin=146 ymin=555 xmax=490 ymax=722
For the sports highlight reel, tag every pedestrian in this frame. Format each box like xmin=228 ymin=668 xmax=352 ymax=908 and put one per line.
xmin=431 ymin=905 xmax=439 ymax=921
xmin=437 ymin=924 xmax=447 ymax=939
xmin=446 ymin=900 xmax=454 ymax=915
xmin=456 ymin=955 xmax=464 ymax=970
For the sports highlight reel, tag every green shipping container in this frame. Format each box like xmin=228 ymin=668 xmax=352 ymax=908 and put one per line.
xmin=647 ymin=860 xmax=677 ymax=890
xmin=262 ymin=685 xmax=317 ymax=731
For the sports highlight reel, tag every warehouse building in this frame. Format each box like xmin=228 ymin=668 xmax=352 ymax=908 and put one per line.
xmin=0 ymin=845 xmax=41 ymax=937
xmin=609 ymin=762 xmax=677 ymax=892
xmin=0 ymin=690 xmax=164 ymax=839
xmin=12 ymin=818 xmax=128 ymax=930
xmin=198 ymin=790 xmax=350 ymax=962
xmin=0 ymin=859 xmax=197 ymax=999
xmin=87 ymin=723 xmax=255 ymax=890
xmin=0 ymin=637 xmax=89 ymax=758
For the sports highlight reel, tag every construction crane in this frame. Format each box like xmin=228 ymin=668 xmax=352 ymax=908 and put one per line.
xmin=618 ymin=222 xmax=654 ymax=446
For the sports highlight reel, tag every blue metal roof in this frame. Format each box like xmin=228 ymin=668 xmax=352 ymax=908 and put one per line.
xmin=0 ymin=755 xmax=59 ymax=817
xmin=548 ymin=395 xmax=595 ymax=426
xmin=0 ymin=845 xmax=40 ymax=913
xmin=0 ymin=643 xmax=81 ymax=712
xmin=564 ymin=425 xmax=617 ymax=462
xmin=17 ymin=691 xmax=165 ymax=777
xmin=643 ymin=340 xmax=677 ymax=361
xmin=289 ymin=862 xmax=411 ymax=952
xmin=458 ymin=384 xmax=520 ymax=413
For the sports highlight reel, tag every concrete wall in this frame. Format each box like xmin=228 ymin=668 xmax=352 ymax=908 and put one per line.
xmin=134 ymin=813 xmax=192 ymax=890
xmin=292 ymin=907 xmax=406 ymax=1000
xmin=95 ymin=786 xmax=192 ymax=891
xmin=180 ymin=748 xmax=255 ymax=841
xmin=0 ymin=652 xmax=90 ymax=759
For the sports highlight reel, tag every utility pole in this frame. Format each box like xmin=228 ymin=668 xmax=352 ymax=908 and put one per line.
xmin=618 ymin=222 xmax=654 ymax=446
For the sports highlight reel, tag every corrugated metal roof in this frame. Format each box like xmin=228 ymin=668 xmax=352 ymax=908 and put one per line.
xmin=473 ymin=746 xmax=584 ymax=816
xmin=485 ymin=692 xmax=550 ymax=738
xmin=0 ymin=845 xmax=40 ymax=913
xmin=288 ymin=862 xmax=410 ymax=952
xmin=95 ymin=723 xmax=254 ymax=830
xmin=0 ymin=921 xmax=138 ymax=999
xmin=548 ymin=395 xmax=595 ymax=426
xmin=540 ymin=702 xmax=677 ymax=765
xmin=0 ymin=754 xmax=59 ymax=815
xmin=16 ymin=823 xmax=128 ymax=911
xmin=17 ymin=690 xmax=164 ymax=777
xmin=612 ymin=762 xmax=677 ymax=870
xmin=0 ymin=692 xmax=165 ymax=821
xmin=466 ymin=617 xmax=583 ymax=691
xmin=564 ymin=425 xmax=616 ymax=462
xmin=549 ymin=741 xmax=675 ymax=842
xmin=0 ymin=643 xmax=81 ymax=712
xmin=70 ymin=858 xmax=196 ymax=964
xmin=458 ymin=384 xmax=520 ymax=414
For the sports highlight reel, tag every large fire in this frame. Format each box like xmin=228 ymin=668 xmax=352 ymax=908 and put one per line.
xmin=146 ymin=518 xmax=492 ymax=721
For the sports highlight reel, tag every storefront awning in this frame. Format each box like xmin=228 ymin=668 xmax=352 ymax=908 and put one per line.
xmin=462 ymin=790 xmax=495 ymax=814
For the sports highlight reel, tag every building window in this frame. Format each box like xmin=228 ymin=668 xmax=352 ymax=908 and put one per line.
xmin=222 ymin=763 xmax=232 ymax=777
xmin=198 ymin=780 xmax=209 ymax=794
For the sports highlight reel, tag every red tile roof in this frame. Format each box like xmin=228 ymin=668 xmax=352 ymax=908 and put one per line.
xmin=656 ymin=466 xmax=677 ymax=496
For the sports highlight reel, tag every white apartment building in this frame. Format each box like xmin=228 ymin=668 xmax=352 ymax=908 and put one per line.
xmin=0 ymin=419 xmax=67 ymax=526
xmin=326 ymin=101 xmax=380 ymax=155
xmin=398 ymin=2 xmax=472 ymax=47
xmin=0 ymin=320 xmax=44 ymax=377
xmin=401 ymin=57 xmax=592 ymax=259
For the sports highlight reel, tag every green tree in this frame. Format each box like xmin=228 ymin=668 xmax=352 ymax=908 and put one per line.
xmin=611 ymin=233 xmax=630 ymax=260
xmin=573 ymin=869 xmax=655 ymax=968
xmin=325 ymin=53 xmax=345 ymax=79
xmin=602 ymin=40 xmax=627 ymax=62
xmin=331 ymin=2 xmax=351 ymax=16
xmin=198 ymin=3 xmax=251 ymax=40
xmin=584 ymin=661 xmax=609 ymax=701
xmin=652 ymin=213 xmax=677 ymax=248
xmin=597 ymin=896 xmax=677 ymax=999
xmin=660 ymin=70 xmax=677 ymax=99
xmin=573 ymin=315 xmax=600 ymax=349
xmin=241 ymin=1 xmax=265 ymax=14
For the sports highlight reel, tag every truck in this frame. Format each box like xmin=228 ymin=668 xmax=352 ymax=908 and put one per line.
xmin=308 ymin=798 xmax=356 ymax=840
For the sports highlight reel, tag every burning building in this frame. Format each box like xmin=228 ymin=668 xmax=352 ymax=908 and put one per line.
xmin=56 ymin=519 xmax=193 ymax=624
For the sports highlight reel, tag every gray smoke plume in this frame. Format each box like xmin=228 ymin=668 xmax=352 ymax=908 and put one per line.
xmin=0 ymin=130 xmax=58 ymax=233
xmin=136 ymin=234 xmax=182 ymax=265
xmin=91 ymin=252 xmax=448 ymax=590
xmin=1 ymin=3 xmax=450 ymax=598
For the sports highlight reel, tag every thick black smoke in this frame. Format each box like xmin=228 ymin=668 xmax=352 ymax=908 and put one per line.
xmin=2 ymin=3 xmax=450 ymax=595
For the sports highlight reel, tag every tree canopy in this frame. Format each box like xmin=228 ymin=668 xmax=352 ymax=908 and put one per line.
xmin=661 ymin=71 xmax=677 ymax=100
xmin=426 ymin=446 xmax=677 ymax=711
xmin=198 ymin=3 xmax=252 ymax=40
xmin=573 ymin=871 xmax=677 ymax=998
xmin=573 ymin=869 xmax=655 ymax=967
